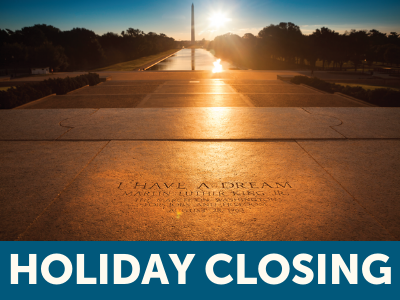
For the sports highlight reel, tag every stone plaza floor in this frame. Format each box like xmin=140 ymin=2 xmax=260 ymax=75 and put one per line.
xmin=0 ymin=71 xmax=399 ymax=241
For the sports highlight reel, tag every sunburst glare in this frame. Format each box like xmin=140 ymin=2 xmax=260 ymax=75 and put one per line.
xmin=212 ymin=59 xmax=223 ymax=73
xmin=209 ymin=13 xmax=231 ymax=28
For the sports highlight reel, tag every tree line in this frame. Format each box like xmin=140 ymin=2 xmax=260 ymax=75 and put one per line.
xmin=0 ymin=25 xmax=176 ymax=72
xmin=207 ymin=22 xmax=400 ymax=71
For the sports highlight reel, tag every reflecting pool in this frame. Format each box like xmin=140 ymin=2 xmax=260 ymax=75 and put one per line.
xmin=147 ymin=49 xmax=235 ymax=71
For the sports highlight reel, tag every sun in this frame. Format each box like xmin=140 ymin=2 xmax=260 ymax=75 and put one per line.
xmin=209 ymin=13 xmax=230 ymax=28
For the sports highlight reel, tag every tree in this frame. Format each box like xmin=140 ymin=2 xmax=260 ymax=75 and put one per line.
xmin=1 ymin=24 xmax=177 ymax=71
xmin=258 ymin=22 xmax=303 ymax=64
xmin=242 ymin=33 xmax=258 ymax=49
xmin=311 ymin=27 xmax=338 ymax=69
xmin=61 ymin=28 xmax=105 ymax=69
xmin=31 ymin=24 xmax=63 ymax=46
xmin=302 ymin=35 xmax=318 ymax=72
xmin=212 ymin=33 xmax=244 ymax=64
xmin=0 ymin=29 xmax=11 ymax=45
xmin=369 ymin=29 xmax=387 ymax=46
xmin=125 ymin=28 xmax=144 ymax=38
xmin=0 ymin=43 xmax=28 ymax=67
xmin=332 ymin=34 xmax=350 ymax=70
xmin=15 ymin=26 xmax=47 ymax=47
xmin=376 ymin=44 xmax=394 ymax=65
xmin=384 ymin=46 xmax=400 ymax=66
xmin=365 ymin=45 xmax=378 ymax=67
xmin=347 ymin=30 xmax=369 ymax=71
xmin=388 ymin=32 xmax=400 ymax=46
xmin=29 ymin=42 xmax=68 ymax=70
xmin=99 ymin=32 xmax=125 ymax=64
xmin=99 ymin=28 xmax=176 ymax=66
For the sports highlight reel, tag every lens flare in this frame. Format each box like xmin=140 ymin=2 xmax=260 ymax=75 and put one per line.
xmin=212 ymin=59 xmax=223 ymax=73
xmin=209 ymin=13 xmax=231 ymax=28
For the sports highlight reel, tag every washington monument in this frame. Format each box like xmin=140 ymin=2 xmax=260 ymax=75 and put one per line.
xmin=191 ymin=3 xmax=195 ymax=45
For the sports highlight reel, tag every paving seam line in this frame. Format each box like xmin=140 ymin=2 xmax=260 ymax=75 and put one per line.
xmin=99 ymin=84 xmax=161 ymax=86
xmin=163 ymin=84 xmax=289 ymax=86
xmin=226 ymin=84 xmax=238 ymax=93
xmin=136 ymin=94 xmax=153 ymax=108
xmin=42 ymin=93 xmax=328 ymax=95
xmin=15 ymin=140 xmax=111 ymax=241
xmin=55 ymin=109 xmax=99 ymax=140
xmin=239 ymin=94 xmax=256 ymax=107
xmin=294 ymin=140 xmax=397 ymax=240
xmin=224 ymin=83 xmax=255 ymax=107
xmin=153 ymin=93 xmax=266 ymax=95
xmin=301 ymin=107 xmax=347 ymax=139
xmin=153 ymin=82 xmax=167 ymax=93
xmin=136 ymin=82 xmax=167 ymax=107
xmin=231 ymin=84 xmax=293 ymax=86
xmin=1 ymin=138 xmax=400 ymax=142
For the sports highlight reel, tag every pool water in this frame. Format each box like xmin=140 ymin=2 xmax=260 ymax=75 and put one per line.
xmin=148 ymin=49 xmax=235 ymax=71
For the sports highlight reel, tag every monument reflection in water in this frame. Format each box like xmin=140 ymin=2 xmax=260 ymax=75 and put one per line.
xmin=191 ymin=49 xmax=195 ymax=71
xmin=148 ymin=49 xmax=234 ymax=71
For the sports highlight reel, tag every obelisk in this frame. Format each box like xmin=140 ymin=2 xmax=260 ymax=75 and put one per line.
xmin=191 ymin=3 xmax=195 ymax=45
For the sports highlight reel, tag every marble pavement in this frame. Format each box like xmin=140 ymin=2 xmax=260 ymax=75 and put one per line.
xmin=1 ymin=71 xmax=399 ymax=241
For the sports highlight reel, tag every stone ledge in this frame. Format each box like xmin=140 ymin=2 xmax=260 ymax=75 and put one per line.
xmin=300 ymin=83 xmax=329 ymax=94
xmin=66 ymin=84 xmax=89 ymax=94
xmin=334 ymin=92 xmax=376 ymax=107
xmin=277 ymin=75 xmax=296 ymax=81
xmin=13 ymin=94 xmax=56 ymax=109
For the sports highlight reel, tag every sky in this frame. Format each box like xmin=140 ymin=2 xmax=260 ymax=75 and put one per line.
xmin=1 ymin=0 xmax=400 ymax=40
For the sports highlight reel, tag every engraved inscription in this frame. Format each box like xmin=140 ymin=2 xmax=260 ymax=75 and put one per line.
xmin=117 ymin=181 xmax=293 ymax=214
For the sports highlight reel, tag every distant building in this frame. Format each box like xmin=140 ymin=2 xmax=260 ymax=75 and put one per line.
xmin=31 ymin=67 xmax=50 ymax=75
xmin=191 ymin=3 xmax=195 ymax=45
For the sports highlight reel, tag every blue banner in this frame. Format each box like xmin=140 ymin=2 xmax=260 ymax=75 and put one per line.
xmin=1 ymin=242 xmax=397 ymax=299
